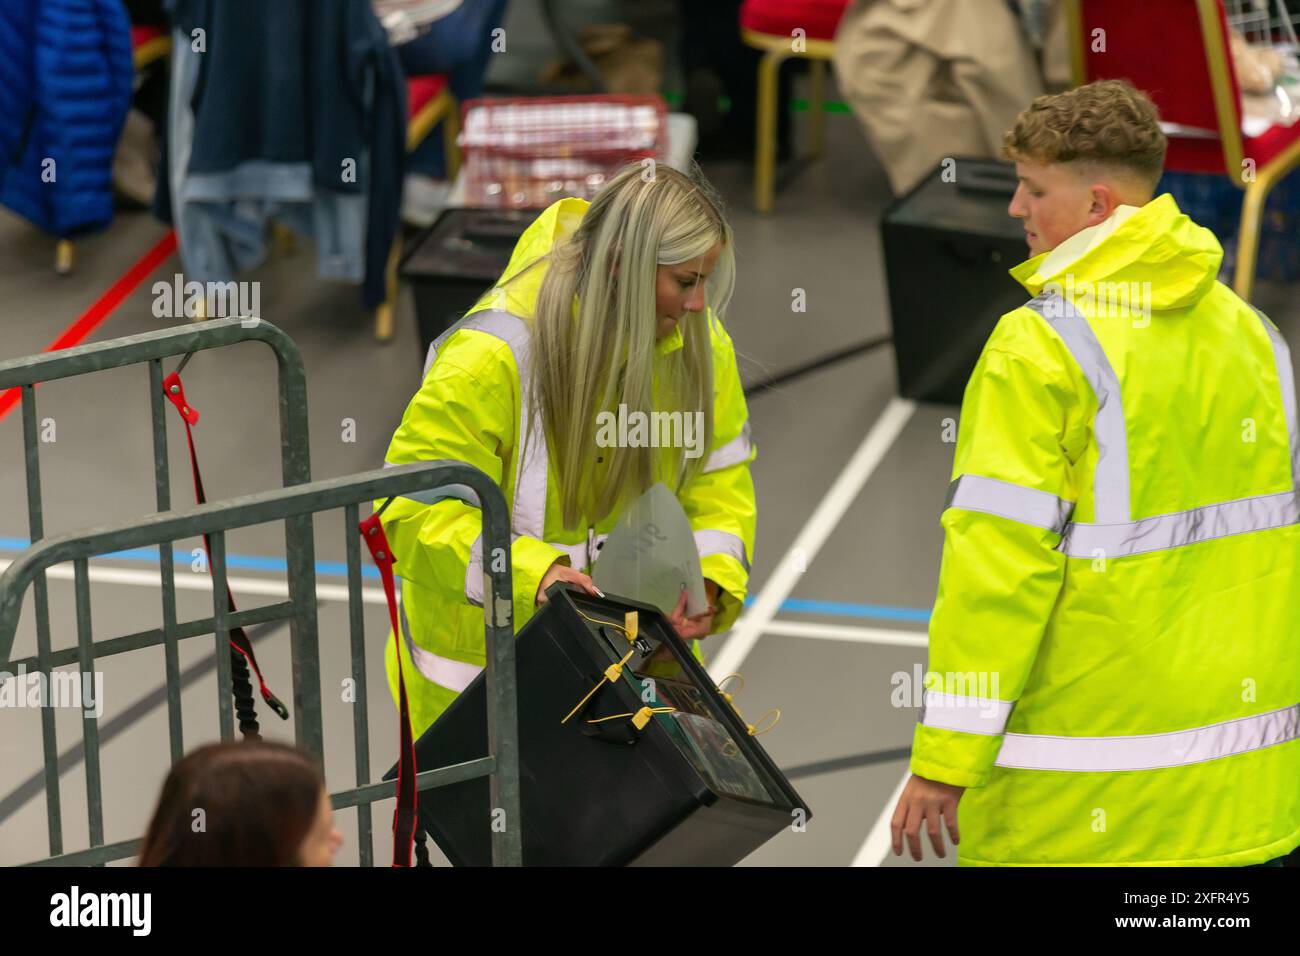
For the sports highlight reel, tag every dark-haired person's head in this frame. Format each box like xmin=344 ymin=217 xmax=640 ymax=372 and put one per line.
xmin=139 ymin=740 xmax=343 ymax=866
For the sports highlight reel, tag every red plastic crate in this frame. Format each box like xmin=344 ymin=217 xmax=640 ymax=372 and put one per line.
xmin=458 ymin=95 xmax=669 ymax=209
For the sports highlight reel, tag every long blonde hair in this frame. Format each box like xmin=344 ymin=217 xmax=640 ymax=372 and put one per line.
xmin=514 ymin=163 xmax=736 ymax=528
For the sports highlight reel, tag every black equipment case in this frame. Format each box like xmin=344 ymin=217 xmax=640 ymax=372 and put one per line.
xmin=397 ymin=208 xmax=539 ymax=368
xmin=880 ymin=157 xmax=1033 ymax=404
xmin=400 ymin=582 xmax=810 ymax=866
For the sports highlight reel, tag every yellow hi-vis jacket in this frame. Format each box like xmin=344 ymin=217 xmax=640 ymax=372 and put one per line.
xmin=377 ymin=197 xmax=757 ymax=736
xmin=913 ymin=193 xmax=1300 ymax=866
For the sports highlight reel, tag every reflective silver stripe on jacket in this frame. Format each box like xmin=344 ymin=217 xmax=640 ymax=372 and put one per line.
xmin=953 ymin=292 xmax=1300 ymax=557
xmin=380 ymin=463 xmax=492 ymax=604
xmin=551 ymin=534 xmax=609 ymax=574
xmin=704 ymin=421 xmax=753 ymax=473
xmin=994 ymin=703 xmax=1300 ymax=772
xmin=1025 ymin=291 xmax=1131 ymax=524
xmin=1253 ymin=306 xmax=1300 ymax=486
xmin=945 ymin=474 xmax=1073 ymax=535
xmin=398 ymin=587 xmax=483 ymax=692
xmin=694 ymin=528 xmax=750 ymax=573
xmin=920 ymin=690 xmax=1013 ymax=735
xmin=1060 ymin=489 xmax=1300 ymax=558
xmin=405 ymin=310 xmax=549 ymax=606
xmin=465 ymin=535 xmax=486 ymax=606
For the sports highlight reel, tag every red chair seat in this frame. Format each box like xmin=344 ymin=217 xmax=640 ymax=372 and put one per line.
xmin=407 ymin=74 xmax=450 ymax=120
xmin=131 ymin=25 xmax=165 ymax=49
xmin=1167 ymin=122 xmax=1300 ymax=176
xmin=740 ymin=0 xmax=849 ymax=42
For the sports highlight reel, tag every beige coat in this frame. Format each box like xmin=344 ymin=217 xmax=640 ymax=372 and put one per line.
xmin=832 ymin=0 xmax=1065 ymax=195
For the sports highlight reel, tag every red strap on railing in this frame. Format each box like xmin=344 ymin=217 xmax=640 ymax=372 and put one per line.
xmin=162 ymin=365 xmax=416 ymax=865
xmin=161 ymin=370 xmax=289 ymax=720
xmin=360 ymin=512 xmax=418 ymax=868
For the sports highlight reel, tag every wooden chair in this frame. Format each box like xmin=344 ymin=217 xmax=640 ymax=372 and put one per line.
xmin=1067 ymin=0 xmax=1300 ymax=301
xmin=374 ymin=74 xmax=461 ymax=341
xmin=739 ymin=0 xmax=849 ymax=213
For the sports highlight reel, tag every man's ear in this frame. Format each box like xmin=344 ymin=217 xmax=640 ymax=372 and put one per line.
xmin=1086 ymin=182 xmax=1122 ymax=226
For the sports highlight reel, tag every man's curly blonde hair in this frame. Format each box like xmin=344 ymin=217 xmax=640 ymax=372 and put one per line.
xmin=1002 ymin=79 xmax=1168 ymax=191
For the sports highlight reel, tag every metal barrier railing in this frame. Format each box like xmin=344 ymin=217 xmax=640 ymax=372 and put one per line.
xmin=0 ymin=317 xmax=316 ymax=857
xmin=0 ymin=462 xmax=523 ymax=867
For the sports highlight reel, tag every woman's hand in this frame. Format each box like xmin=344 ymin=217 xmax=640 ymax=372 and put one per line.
xmin=535 ymin=560 xmax=602 ymax=606
xmin=666 ymin=581 xmax=720 ymax=642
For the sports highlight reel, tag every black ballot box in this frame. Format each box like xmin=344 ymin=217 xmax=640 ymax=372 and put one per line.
xmin=881 ymin=158 xmax=1033 ymax=404
xmin=398 ymin=208 xmax=540 ymax=368
xmin=397 ymin=583 xmax=810 ymax=866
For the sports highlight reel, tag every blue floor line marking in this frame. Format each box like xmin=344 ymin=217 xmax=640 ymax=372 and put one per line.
xmin=0 ymin=536 xmax=380 ymax=580
xmin=0 ymin=538 xmax=933 ymax=622
xmin=755 ymin=597 xmax=932 ymax=623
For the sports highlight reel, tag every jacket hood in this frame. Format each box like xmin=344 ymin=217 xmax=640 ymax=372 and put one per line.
xmin=494 ymin=196 xmax=589 ymax=297
xmin=478 ymin=195 xmax=685 ymax=356
xmin=1009 ymin=193 xmax=1223 ymax=311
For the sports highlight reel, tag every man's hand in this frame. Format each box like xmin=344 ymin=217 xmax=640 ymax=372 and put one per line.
xmin=535 ymin=560 xmax=601 ymax=606
xmin=890 ymin=773 xmax=964 ymax=862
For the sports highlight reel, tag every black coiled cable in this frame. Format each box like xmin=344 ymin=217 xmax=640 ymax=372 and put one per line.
xmin=413 ymin=824 xmax=433 ymax=867
xmin=230 ymin=650 xmax=261 ymax=740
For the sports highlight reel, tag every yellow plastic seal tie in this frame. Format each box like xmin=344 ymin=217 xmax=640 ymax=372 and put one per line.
xmin=631 ymin=706 xmax=674 ymax=730
xmin=561 ymin=680 xmax=605 ymax=725
xmin=576 ymin=607 xmax=632 ymax=640
xmin=560 ymin=647 xmax=636 ymax=724
xmin=749 ymin=708 xmax=782 ymax=736
xmin=717 ymin=673 xmax=745 ymax=697
xmin=586 ymin=706 xmax=675 ymax=728
xmin=624 ymin=611 xmax=638 ymax=642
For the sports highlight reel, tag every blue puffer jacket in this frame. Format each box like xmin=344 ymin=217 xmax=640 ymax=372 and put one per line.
xmin=0 ymin=0 xmax=133 ymax=236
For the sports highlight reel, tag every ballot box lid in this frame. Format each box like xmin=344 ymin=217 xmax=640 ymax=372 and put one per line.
xmin=883 ymin=157 xmax=1026 ymax=242
xmin=398 ymin=207 xmax=540 ymax=283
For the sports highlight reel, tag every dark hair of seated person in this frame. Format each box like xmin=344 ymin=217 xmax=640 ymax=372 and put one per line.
xmin=139 ymin=740 xmax=325 ymax=867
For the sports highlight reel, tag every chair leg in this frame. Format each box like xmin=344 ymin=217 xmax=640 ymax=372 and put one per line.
xmin=444 ymin=102 xmax=461 ymax=181
xmin=374 ymin=300 xmax=394 ymax=342
xmin=271 ymin=222 xmax=297 ymax=257
xmin=55 ymin=239 xmax=75 ymax=275
xmin=808 ymin=58 xmax=827 ymax=158
xmin=1233 ymin=181 xmax=1267 ymax=302
xmin=754 ymin=49 xmax=787 ymax=213
xmin=375 ymin=233 xmax=403 ymax=342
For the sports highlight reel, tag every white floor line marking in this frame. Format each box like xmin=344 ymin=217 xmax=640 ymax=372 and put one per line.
xmin=0 ymin=559 xmax=389 ymax=605
xmin=852 ymin=767 xmax=913 ymax=867
xmin=707 ymin=397 xmax=917 ymax=681
xmin=760 ymin=619 xmax=927 ymax=647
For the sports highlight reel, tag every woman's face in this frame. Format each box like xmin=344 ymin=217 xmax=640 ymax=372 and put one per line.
xmin=297 ymin=787 xmax=343 ymax=867
xmin=654 ymin=241 xmax=721 ymax=340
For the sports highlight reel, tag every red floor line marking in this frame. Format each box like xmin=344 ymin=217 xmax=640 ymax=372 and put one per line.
xmin=0 ymin=229 xmax=178 ymax=422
